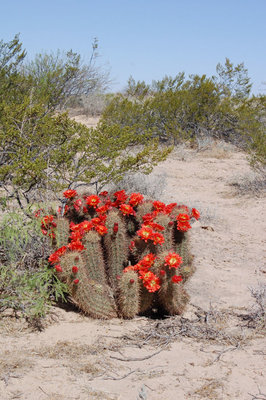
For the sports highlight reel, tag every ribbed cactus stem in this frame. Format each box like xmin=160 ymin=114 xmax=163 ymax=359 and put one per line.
xmin=174 ymin=232 xmax=195 ymax=282
xmin=139 ymin=287 xmax=154 ymax=314
xmin=82 ymin=230 xmax=107 ymax=284
xmin=55 ymin=217 xmax=70 ymax=248
xmin=59 ymin=250 xmax=117 ymax=319
xmin=153 ymin=214 xmax=174 ymax=252
xmin=118 ymin=270 xmax=140 ymax=318
xmin=104 ymin=210 xmax=129 ymax=290
xmin=158 ymin=267 xmax=189 ymax=315
xmin=135 ymin=200 xmax=153 ymax=225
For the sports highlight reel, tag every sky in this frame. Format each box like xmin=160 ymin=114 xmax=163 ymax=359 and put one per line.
xmin=0 ymin=0 xmax=265 ymax=94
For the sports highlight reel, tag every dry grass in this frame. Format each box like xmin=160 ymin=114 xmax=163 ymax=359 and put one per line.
xmin=196 ymin=138 xmax=236 ymax=159
xmin=107 ymin=171 xmax=167 ymax=199
xmin=191 ymin=378 xmax=224 ymax=399
xmin=0 ymin=350 xmax=34 ymax=384
xmin=228 ymin=171 xmax=266 ymax=196
xmin=34 ymin=340 xmax=106 ymax=359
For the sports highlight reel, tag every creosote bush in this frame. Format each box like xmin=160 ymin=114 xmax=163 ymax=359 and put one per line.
xmin=41 ymin=189 xmax=200 ymax=319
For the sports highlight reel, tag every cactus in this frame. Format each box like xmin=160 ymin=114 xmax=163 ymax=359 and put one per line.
xmin=104 ymin=210 xmax=129 ymax=290
xmin=118 ymin=270 xmax=140 ymax=318
xmin=44 ymin=189 xmax=200 ymax=319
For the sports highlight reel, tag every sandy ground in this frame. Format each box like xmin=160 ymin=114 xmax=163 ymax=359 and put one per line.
xmin=0 ymin=121 xmax=265 ymax=399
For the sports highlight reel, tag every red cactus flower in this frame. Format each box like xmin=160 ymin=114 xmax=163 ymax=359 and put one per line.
xmin=139 ymin=253 xmax=156 ymax=269
xmin=139 ymin=271 xmax=161 ymax=292
xmin=176 ymin=213 xmax=191 ymax=231
xmin=177 ymin=221 xmax=191 ymax=232
xmin=113 ymin=223 xmax=119 ymax=233
xmin=171 ymin=275 xmax=183 ymax=284
xmin=165 ymin=203 xmax=177 ymax=214
xmin=153 ymin=201 xmax=166 ymax=212
xmin=99 ymin=191 xmax=109 ymax=197
xmin=95 ymin=225 xmax=108 ymax=236
xmin=130 ymin=279 xmax=135 ymax=284
xmin=160 ymin=269 xmax=166 ymax=275
xmin=80 ymin=220 xmax=93 ymax=232
xmin=177 ymin=213 xmax=190 ymax=223
xmin=151 ymin=232 xmax=165 ymax=245
xmin=129 ymin=193 xmax=144 ymax=207
xmin=63 ymin=189 xmax=77 ymax=199
xmin=191 ymin=208 xmax=200 ymax=220
xmin=165 ymin=252 xmax=183 ymax=269
xmin=96 ymin=205 xmax=110 ymax=215
xmin=73 ymin=279 xmax=79 ymax=284
xmin=86 ymin=195 xmax=100 ymax=208
xmin=67 ymin=241 xmax=85 ymax=251
xmin=48 ymin=246 xmax=67 ymax=264
xmin=41 ymin=228 xmax=48 ymax=236
xmin=150 ymin=222 xmax=165 ymax=231
xmin=113 ymin=190 xmax=128 ymax=203
xmin=119 ymin=203 xmax=136 ymax=216
xmin=55 ymin=265 xmax=62 ymax=273
xmin=91 ymin=217 xmax=102 ymax=226
xmin=137 ymin=226 xmax=153 ymax=242
xmin=73 ymin=198 xmax=82 ymax=211
xmin=142 ymin=213 xmax=156 ymax=224
xmin=72 ymin=266 xmax=78 ymax=274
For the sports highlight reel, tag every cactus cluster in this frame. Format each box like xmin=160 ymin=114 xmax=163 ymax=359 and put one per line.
xmin=41 ymin=189 xmax=200 ymax=319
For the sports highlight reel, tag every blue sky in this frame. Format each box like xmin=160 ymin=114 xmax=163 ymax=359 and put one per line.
xmin=0 ymin=0 xmax=265 ymax=94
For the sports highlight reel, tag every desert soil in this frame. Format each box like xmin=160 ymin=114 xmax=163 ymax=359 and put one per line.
xmin=0 ymin=117 xmax=265 ymax=399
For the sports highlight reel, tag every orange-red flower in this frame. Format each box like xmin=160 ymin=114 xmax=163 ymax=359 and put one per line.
xmin=129 ymin=193 xmax=144 ymax=207
xmin=73 ymin=198 xmax=82 ymax=211
xmin=63 ymin=189 xmax=77 ymax=199
xmin=96 ymin=205 xmax=110 ymax=215
xmin=177 ymin=213 xmax=190 ymax=223
xmin=142 ymin=212 xmax=156 ymax=224
xmin=165 ymin=252 xmax=183 ymax=269
xmin=151 ymin=232 xmax=165 ymax=245
xmin=124 ymin=265 xmax=139 ymax=273
xmin=95 ymin=225 xmax=108 ymax=236
xmin=72 ymin=266 xmax=78 ymax=274
xmin=165 ymin=203 xmax=177 ymax=214
xmin=48 ymin=246 xmax=67 ymax=264
xmin=191 ymin=208 xmax=200 ymax=220
xmin=86 ymin=195 xmax=100 ymax=208
xmin=54 ymin=264 xmax=62 ymax=273
xmin=99 ymin=191 xmax=108 ymax=197
xmin=176 ymin=213 xmax=191 ymax=231
xmin=41 ymin=215 xmax=54 ymax=227
xmin=73 ymin=278 xmax=79 ymax=284
xmin=113 ymin=223 xmax=118 ymax=233
xmin=153 ymin=201 xmax=166 ymax=212
xmin=172 ymin=275 xmax=183 ymax=283
xmin=177 ymin=221 xmax=191 ymax=232
xmin=137 ymin=253 xmax=156 ymax=271
xmin=67 ymin=241 xmax=85 ymax=251
xmin=149 ymin=222 xmax=165 ymax=231
xmin=119 ymin=203 xmax=136 ymax=216
xmin=113 ymin=190 xmax=128 ymax=205
xmin=139 ymin=271 xmax=161 ymax=292
xmin=137 ymin=226 xmax=153 ymax=242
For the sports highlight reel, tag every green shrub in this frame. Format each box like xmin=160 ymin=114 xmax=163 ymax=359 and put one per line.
xmin=0 ymin=264 xmax=68 ymax=325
